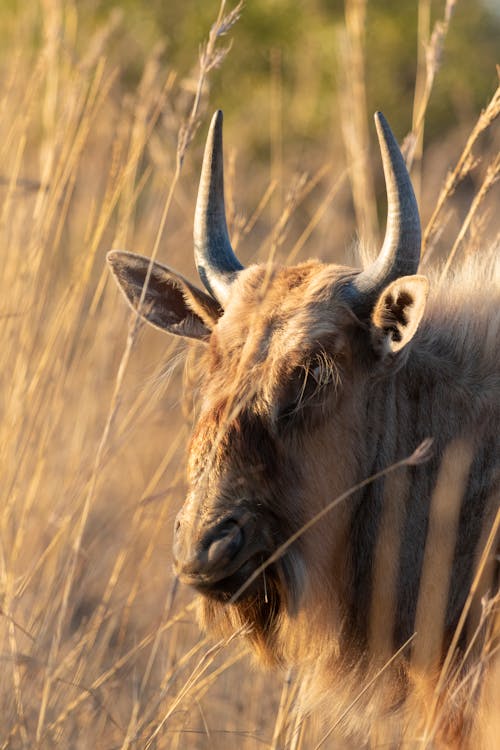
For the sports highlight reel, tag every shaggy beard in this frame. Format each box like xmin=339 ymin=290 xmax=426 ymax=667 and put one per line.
xmin=196 ymin=546 xmax=307 ymax=665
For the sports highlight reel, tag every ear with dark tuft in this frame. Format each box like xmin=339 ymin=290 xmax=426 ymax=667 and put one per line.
xmin=107 ymin=250 xmax=223 ymax=341
xmin=371 ymin=275 xmax=429 ymax=356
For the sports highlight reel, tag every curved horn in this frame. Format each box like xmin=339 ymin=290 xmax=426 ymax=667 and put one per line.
xmin=193 ymin=110 xmax=243 ymax=305
xmin=352 ymin=112 xmax=421 ymax=308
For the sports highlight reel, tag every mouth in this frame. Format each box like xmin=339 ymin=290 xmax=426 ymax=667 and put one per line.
xmin=178 ymin=549 xmax=274 ymax=601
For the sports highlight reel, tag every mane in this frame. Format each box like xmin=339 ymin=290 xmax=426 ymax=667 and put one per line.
xmin=416 ymin=246 xmax=500 ymax=406
xmin=425 ymin=245 xmax=500 ymax=322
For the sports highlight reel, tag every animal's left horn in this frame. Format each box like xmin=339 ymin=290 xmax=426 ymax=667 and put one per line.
xmin=193 ymin=110 xmax=244 ymax=305
xmin=352 ymin=112 xmax=421 ymax=308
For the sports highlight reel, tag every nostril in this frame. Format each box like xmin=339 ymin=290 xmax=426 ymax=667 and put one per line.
xmin=205 ymin=520 xmax=244 ymax=568
xmin=175 ymin=516 xmax=251 ymax=579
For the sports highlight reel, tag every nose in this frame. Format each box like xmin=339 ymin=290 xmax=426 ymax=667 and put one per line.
xmin=173 ymin=515 xmax=245 ymax=579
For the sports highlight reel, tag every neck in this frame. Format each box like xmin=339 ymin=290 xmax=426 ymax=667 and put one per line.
xmin=347 ymin=337 xmax=498 ymax=656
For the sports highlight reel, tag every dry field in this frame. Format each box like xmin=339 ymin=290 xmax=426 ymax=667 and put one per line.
xmin=0 ymin=1 xmax=498 ymax=748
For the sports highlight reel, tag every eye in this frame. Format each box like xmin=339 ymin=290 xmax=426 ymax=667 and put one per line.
xmin=278 ymin=351 xmax=339 ymax=422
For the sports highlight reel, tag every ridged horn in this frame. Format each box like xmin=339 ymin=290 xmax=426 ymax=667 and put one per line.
xmin=193 ymin=110 xmax=243 ymax=305
xmin=352 ymin=112 xmax=421 ymax=309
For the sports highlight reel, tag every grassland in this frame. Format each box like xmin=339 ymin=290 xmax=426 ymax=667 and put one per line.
xmin=0 ymin=1 xmax=498 ymax=747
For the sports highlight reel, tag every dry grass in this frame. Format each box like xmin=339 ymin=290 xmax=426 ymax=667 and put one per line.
xmin=0 ymin=1 xmax=498 ymax=748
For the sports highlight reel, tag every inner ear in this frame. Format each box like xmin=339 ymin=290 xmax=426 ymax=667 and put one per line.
xmin=107 ymin=251 xmax=223 ymax=341
xmin=371 ymin=275 xmax=429 ymax=354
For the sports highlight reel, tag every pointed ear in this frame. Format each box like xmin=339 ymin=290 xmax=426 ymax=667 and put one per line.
xmin=371 ymin=275 xmax=429 ymax=356
xmin=107 ymin=251 xmax=222 ymax=341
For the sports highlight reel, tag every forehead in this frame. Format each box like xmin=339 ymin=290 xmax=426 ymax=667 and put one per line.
xmin=206 ymin=261 xmax=353 ymax=382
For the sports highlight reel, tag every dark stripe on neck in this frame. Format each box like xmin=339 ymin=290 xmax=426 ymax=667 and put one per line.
xmin=347 ymin=380 xmax=395 ymax=650
xmin=393 ymin=375 xmax=439 ymax=650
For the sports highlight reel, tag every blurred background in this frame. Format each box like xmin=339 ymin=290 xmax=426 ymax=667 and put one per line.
xmin=0 ymin=0 xmax=498 ymax=747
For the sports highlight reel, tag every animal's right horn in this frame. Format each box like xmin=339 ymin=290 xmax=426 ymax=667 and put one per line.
xmin=193 ymin=111 xmax=244 ymax=306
